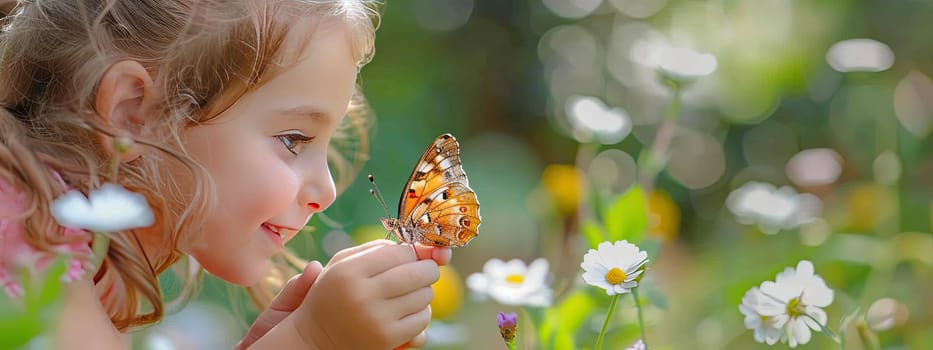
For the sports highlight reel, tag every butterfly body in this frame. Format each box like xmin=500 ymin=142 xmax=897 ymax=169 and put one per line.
xmin=380 ymin=134 xmax=480 ymax=248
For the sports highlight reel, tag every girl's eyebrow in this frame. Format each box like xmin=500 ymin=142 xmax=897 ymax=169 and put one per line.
xmin=277 ymin=104 xmax=330 ymax=122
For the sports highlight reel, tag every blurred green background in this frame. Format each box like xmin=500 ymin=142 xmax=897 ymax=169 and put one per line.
xmin=149 ymin=1 xmax=933 ymax=349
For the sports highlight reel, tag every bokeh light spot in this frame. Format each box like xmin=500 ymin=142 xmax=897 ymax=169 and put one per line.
xmin=667 ymin=129 xmax=725 ymax=189
xmin=648 ymin=189 xmax=681 ymax=242
xmin=609 ymin=0 xmax=667 ymax=19
xmin=542 ymin=0 xmax=604 ymax=19
xmin=894 ymin=70 xmax=933 ymax=138
xmin=588 ymin=149 xmax=637 ymax=194
xmin=565 ymin=95 xmax=632 ymax=144
xmin=541 ymin=164 xmax=584 ymax=216
xmin=651 ymin=47 xmax=718 ymax=82
xmin=786 ymin=148 xmax=843 ymax=187
xmin=799 ymin=218 xmax=832 ymax=247
xmin=322 ymin=230 xmax=352 ymax=256
xmin=872 ymin=151 xmax=901 ymax=186
xmin=826 ymin=38 xmax=894 ymax=73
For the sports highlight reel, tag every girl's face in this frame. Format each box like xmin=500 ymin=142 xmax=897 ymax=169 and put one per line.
xmin=175 ymin=20 xmax=358 ymax=285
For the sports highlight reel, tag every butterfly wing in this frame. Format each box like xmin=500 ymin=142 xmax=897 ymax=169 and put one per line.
xmin=397 ymin=134 xmax=464 ymax=220
xmin=408 ymin=182 xmax=481 ymax=247
xmin=396 ymin=134 xmax=481 ymax=247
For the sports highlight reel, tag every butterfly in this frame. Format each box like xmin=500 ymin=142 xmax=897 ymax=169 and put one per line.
xmin=370 ymin=133 xmax=481 ymax=248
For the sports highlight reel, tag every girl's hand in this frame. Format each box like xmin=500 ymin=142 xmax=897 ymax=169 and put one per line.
xmin=295 ymin=240 xmax=449 ymax=349
xmin=236 ymin=261 xmax=324 ymax=350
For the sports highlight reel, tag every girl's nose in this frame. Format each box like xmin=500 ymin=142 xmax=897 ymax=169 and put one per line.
xmin=300 ymin=158 xmax=336 ymax=213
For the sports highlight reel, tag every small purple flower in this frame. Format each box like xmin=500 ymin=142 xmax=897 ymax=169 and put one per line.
xmin=496 ymin=311 xmax=518 ymax=343
xmin=626 ymin=339 xmax=646 ymax=350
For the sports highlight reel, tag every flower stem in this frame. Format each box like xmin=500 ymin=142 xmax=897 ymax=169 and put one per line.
xmin=595 ymin=293 xmax=620 ymax=350
xmin=639 ymin=85 xmax=682 ymax=194
xmin=632 ymin=287 xmax=648 ymax=349
xmin=805 ymin=313 xmax=841 ymax=346
xmin=506 ymin=340 xmax=516 ymax=350
xmin=109 ymin=156 xmax=120 ymax=183
xmin=90 ymin=232 xmax=111 ymax=274
xmin=855 ymin=321 xmax=879 ymax=350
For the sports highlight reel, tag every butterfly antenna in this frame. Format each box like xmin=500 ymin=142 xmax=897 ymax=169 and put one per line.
xmin=368 ymin=174 xmax=392 ymax=217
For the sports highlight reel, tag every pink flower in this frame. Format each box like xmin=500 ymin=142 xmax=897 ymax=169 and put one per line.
xmin=1 ymin=176 xmax=93 ymax=299
xmin=1 ymin=178 xmax=31 ymax=298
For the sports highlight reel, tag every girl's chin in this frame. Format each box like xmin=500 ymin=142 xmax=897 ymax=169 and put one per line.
xmin=191 ymin=255 xmax=269 ymax=287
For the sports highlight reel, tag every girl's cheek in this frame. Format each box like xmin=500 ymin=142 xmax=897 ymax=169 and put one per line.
xmin=243 ymin=164 xmax=301 ymax=213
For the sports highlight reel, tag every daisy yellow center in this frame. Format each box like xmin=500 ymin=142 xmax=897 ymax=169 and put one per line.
xmin=605 ymin=267 xmax=626 ymax=285
xmin=786 ymin=297 xmax=805 ymax=318
xmin=505 ymin=274 xmax=525 ymax=284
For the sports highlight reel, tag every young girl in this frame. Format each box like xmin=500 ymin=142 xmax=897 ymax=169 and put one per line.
xmin=0 ymin=0 xmax=450 ymax=349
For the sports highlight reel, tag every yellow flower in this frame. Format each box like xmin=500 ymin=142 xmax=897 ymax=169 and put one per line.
xmin=846 ymin=184 xmax=895 ymax=232
xmin=431 ymin=265 xmax=464 ymax=320
xmin=647 ymin=190 xmax=680 ymax=242
xmin=541 ymin=164 xmax=583 ymax=217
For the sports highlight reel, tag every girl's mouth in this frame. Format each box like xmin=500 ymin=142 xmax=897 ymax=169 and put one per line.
xmin=261 ymin=222 xmax=299 ymax=242
xmin=261 ymin=223 xmax=285 ymax=247
xmin=262 ymin=223 xmax=283 ymax=238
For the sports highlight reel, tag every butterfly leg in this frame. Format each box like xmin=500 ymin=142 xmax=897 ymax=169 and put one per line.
xmin=407 ymin=242 xmax=417 ymax=259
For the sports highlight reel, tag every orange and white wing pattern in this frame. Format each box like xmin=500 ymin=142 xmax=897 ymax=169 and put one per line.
xmin=396 ymin=134 xmax=481 ymax=247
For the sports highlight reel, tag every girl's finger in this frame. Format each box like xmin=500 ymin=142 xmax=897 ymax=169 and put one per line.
xmin=266 ymin=261 xmax=323 ymax=312
xmin=329 ymin=239 xmax=395 ymax=263
xmin=376 ymin=260 xmax=439 ymax=298
xmin=413 ymin=243 xmax=452 ymax=266
xmin=390 ymin=305 xmax=432 ymax=348
xmin=387 ymin=285 xmax=434 ymax=319
xmin=354 ymin=243 xmax=419 ymax=276
xmin=394 ymin=330 xmax=427 ymax=350
xmin=237 ymin=261 xmax=322 ymax=349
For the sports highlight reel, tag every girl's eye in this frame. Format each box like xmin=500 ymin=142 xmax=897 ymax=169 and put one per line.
xmin=276 ymin=134 xmax=315 ymax=155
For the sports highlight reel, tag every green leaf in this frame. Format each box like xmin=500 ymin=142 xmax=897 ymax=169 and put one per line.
xmin=581 ymin=220 xmax=607 ymax=250
xmin=838 ymin=307 xmax=862 ymax=348
xmin=27 ymin=255 xmax=68 ymax=313
xmin=0 ymin=313 xmax=42 ymax=349
xmin=604 ymin=185 xmax=648 ymax=244
xmin=539 ymin=315 xmax=557 ymax=350
xmin=555 ymin=289 xmax=597 ymax=335
xmin=540 ymin=290 xmax=596 ymax=348
xmin=551 ymin=329 xmax=576 ymax=350
xmin=517 ymin=308 xmax=541 ymax=350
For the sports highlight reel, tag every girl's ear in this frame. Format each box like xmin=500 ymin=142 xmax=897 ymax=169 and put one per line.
xmin=95 ymin=60 xmax=158 ymax=162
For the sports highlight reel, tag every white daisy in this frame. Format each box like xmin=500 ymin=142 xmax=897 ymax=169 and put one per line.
xmin=738 ymin=286 xmax=785 ymax=345
xmin=466 ymin=258 xmax=552 ymax=307
xmin=762 ymin=261 xmax=834 ymax=348
xmin=739 ymin=260 xmax=835 ymax=348
xmin=51 ymin=183 xmax=154 ymax=232
xmin=580 ymin=240 xmax=648 ymax=296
